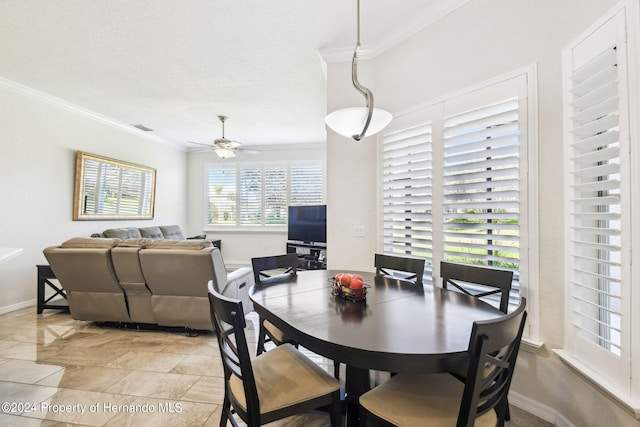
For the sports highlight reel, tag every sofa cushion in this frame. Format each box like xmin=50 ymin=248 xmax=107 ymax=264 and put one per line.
xmin=139 ymin=226 xmax=164 ymax=240
xmin=159 ymin=225 xmax=185 ymax=240
xmin=117 ymin=238 xmax=151 ymax=248
xmin=145 ymin=240 xmax=213 ymax=250
xmin=61 ymin=237 xmax=121 ymax=248
xmin=103 ymin=227 xmax=143 ymax=240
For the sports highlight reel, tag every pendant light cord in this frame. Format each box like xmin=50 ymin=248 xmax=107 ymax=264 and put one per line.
xmin=350 ymin=0 xmax=374 ymax=141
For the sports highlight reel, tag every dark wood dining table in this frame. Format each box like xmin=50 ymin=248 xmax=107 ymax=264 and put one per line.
xmin=249 ymin=269 xmax=503 ymax=426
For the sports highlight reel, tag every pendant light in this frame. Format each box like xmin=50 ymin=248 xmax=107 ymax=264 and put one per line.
xmin=325 ymin=0 xmax=392 ymax=141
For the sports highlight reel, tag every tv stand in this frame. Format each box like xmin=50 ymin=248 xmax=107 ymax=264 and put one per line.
xmin=286 ymin=241 xmax=327 ymax=270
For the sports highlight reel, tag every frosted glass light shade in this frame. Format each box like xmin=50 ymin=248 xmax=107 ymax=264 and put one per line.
xmin=215 ymin=148 xmax=236 ymax=159
xmin=325 ymin=107 xmax=393 ymax=139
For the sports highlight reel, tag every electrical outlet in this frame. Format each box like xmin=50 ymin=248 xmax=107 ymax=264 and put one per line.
xmin=353 ymin=225 xmax=365 ymax=237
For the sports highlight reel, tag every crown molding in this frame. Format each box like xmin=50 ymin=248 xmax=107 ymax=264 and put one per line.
xmin=0 ymin=77 xmax=182 ymax=150
xmin=320 ymin=0 xmax=471 ymax=63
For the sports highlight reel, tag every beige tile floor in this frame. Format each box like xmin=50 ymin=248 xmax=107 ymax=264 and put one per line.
xmin=0 ymin=306 xmax=552 ymax=426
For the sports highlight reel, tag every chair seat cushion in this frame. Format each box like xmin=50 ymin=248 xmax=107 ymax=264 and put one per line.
xmin=229 ymin=343 xmax=339 ymax=414
xmin=360 ymin=372 xmax=497 ymax=427
xmin=264 ymin=320 xmax=290 ymax=343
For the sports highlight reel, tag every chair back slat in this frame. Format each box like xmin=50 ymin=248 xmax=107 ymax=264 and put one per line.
xmin=440 ymin=261 xmax=513 ymax=314
xmin=375 ymin=253 xmax=425 ymax=286
xmin=457 ymin=297 xmax=527 ymax=427
xmin=251 ymin=253 xmax=298 ymax=285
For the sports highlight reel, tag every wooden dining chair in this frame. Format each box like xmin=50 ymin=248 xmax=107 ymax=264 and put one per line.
xmin=208 ymin=284 xmax=343 ymax=427
xmin=374 ymin=253 xmax=426 ymax=286
xmin=440 ymin=261 xmax=515 ymax=419
xmin=251 ymin=254 xmax=299 ymax=356
xmin=359 ymin=297 xmax=527 ymax=427
xmin=440 ymin=261 xmax=514 ymax=314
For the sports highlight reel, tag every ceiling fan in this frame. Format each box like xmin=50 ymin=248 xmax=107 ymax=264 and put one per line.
xmin=188 ymin=115 xmax=259 ymax=158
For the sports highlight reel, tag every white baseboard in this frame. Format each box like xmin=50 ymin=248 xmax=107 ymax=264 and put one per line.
xmin=510 ymin=390 xmax=574 ymax=426
xmin=0 ymin=299 xmax=36 ymax=315
xmin=225 ymin=260 xmax=251 ymax=270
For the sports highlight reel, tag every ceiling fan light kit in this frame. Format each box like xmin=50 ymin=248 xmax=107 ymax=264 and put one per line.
xmin=214 ymin=147 xmax=236 ymax=159
xmin=325 ymin=0 xmax=392 ymax=141
xmin=189 ymin=115 xmax=258 ymax=158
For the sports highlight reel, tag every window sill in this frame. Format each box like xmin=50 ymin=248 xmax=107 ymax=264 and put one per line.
xmin=553 ymin=349 xmax=640 ymax=419
xmin=203 ymin=227 xmax=287 ymax=235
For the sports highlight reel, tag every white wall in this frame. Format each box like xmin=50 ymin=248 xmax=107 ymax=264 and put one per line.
xmin=186 ymin=143 xmax=326 ymax=267
xmin=326 ymin=0 xmax=638 ymax=425
xmin=0 ymin=81 xmax=188 ymax=313
xmin=325 ymin=58 xmax=380 ymax=273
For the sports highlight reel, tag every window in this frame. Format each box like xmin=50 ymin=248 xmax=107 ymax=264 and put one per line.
xmin=381 ymin=70 xmax=536 ymax=332
xmin=205 ymin=162 xmax=324 ymax=228
xmin=382 ymin=123 xmax=433 ymax=262
xmin=563 ymin=3 xmax=637 ymax=396
xmin=443 ymin=98 xmax=520 ymax=272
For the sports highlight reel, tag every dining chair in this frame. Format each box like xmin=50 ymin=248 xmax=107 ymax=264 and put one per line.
xmin=208 ymin=284 xmax=343 ymax=427
xmin=440 ymin=260 xmax=515 ymax=420
xmin=251 ymin=254 xmax=299 ymax=356
xmin=374 ymin=253 xmax=426 ymax=286
xmin=359 ymin=297 xmax=527 ymax=427
xmin=440 ymin=261 xmax=514 ymax=314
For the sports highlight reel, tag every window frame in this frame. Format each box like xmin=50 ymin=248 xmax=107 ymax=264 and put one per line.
xmin=560 ymin=0 xmax=640 ymax=403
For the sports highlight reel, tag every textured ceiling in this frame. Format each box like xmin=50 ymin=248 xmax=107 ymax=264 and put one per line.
xmin=0 ymin=0 xmax=467 ymax=149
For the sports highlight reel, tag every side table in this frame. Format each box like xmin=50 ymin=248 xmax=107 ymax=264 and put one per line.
xmin=37 ymin=265 xmax=69 ymax=313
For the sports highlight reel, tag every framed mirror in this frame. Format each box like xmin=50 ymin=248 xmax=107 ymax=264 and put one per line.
xmin=73 ymin=151 xmax=156 ymax=220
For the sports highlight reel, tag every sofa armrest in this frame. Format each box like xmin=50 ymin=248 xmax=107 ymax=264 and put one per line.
xmin=224 ymin=267 xmax=254 ymax=313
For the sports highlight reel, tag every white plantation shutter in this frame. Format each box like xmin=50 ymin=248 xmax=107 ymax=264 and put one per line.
xmin=120 ymin=168 xmax=149 ymax=214
xmin=206 ymin=167 xmax=236 ymax=225
xmin=382 ymin=123 xmax=433 ymax=261
xmin=264 ymin=166 xmax=287 ymax=225
xmin=564 ymin=7 xmax=632 ymax=391
xmin=81 ymin=159 xmax=152 ymax=216
xmin=82 ymin=159 xmax=99 ymax=214
xmin=100 ymin=163 xmax=121 ymax=215
xmin=205 ymin=161 xmax=324 ymax=227
xmin=291 ymin=164 xmax=324 ymax=205
xmin=381 ymin=73 xmax=531 ymax=301
xmin=442 ymin=98 xmax=520 ymax=272
xmin=569 ymin=47 xmax=621 ymax=356
xmin=239 ymin=167 xmax=262 ymax=225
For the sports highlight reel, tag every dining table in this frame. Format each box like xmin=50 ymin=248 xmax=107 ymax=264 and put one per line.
xmin=249 ymin=268 xmax=503 ymax=426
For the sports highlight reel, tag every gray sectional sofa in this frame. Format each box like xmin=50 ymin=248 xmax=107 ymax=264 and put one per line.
xmin=43 ymin=235 xmax=253 ymax=331
xmin=92 ymin=224 xmax=212 ymax=244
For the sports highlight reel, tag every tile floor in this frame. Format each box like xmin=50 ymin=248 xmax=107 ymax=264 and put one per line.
xmin=0 ymin=306 xmax=552 ymax=426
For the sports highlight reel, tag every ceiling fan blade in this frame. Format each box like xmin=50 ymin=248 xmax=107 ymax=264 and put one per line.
xmin=238 ymin=148 xmax=260 ymax=155
xmin=188 ymin=147 xmax=215 ymax=153
xmin=188 ymin=141 xmax=213 ymax=147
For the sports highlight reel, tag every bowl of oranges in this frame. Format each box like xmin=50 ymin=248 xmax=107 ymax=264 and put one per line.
xmin=331 ymin=272 xmax=368 ymax=301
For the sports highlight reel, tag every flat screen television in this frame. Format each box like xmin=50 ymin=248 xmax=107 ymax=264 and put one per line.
xmin=287 ymin=205 xmax=327 ymax=244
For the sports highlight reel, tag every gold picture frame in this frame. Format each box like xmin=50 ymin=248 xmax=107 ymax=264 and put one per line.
xmin=73 ymin=151 xmax=156 ymax=220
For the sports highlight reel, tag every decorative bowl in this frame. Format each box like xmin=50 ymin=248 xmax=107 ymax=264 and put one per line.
xmin=331 ymin=279 xmax=368 ymax=302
